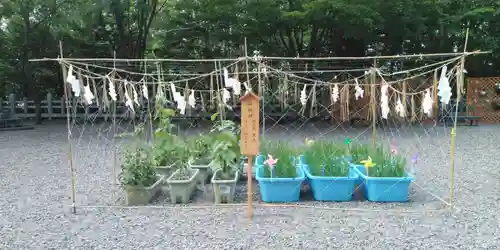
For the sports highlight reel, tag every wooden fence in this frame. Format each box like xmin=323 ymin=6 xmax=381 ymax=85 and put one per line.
xmin=0 ymin=93 xmax=129 ymax=120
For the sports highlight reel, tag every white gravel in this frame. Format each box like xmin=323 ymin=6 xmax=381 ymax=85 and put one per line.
xmin=1 ymin=120 xmax=499 ymax=249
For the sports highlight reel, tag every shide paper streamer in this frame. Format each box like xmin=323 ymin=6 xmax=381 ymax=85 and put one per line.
xmin=437 ymin=65 xmax=452 ymax=105
xmin=380 ymin=82 xmax=390 ymax=119
xmin=66 ymin=65 xmax=81 ymax=97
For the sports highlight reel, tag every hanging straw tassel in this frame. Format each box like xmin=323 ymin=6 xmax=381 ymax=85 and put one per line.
xmin=233 ymin=63 xmax=239 ymax=101
xmin=294 ymin=77 xmax=298 ymax=106
xmin=411 ymin=95 xmax=416 ymax=122
xmin=368 ymin=84 xmax=375 ymax=121
xmin=402 ymin=81 xmax=407 ymax=117
xmin=419 ymin=92 xmax=424 ymax=121
xmin=283 ymin=75 xmax=289 ymax=109
xmin=346 ymin=85 xmax=350 ymax=121
xmin=310 ymin=82 xmax=317 ymax=117
xmin=340 ymin=86 xmax=347 ymax=121
xmin=432 ymin=69 xmax=438 ymax=119
xmin=210 ymin=73 xmax=214 ymax=110
xmin=184 ymin=81 xmax=190 ymax=116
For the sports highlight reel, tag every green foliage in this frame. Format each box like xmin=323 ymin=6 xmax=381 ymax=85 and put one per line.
xmin=208 ymin=118 xmax=241 ymax=179
xmin=260 ymin=141 xmax=298 ymax=178
xmin=187 ymin=134 xmax=212 ymax=164
xmin=349 ymin=143 xmax=370 ymax=163
xmin=209 ymin=130 xmax=240 ymax=179
xmin=365 ymin=146 xmax=406 ymax=178
xmin=120 ymin=144 xmax=157 ymax=187
xmin=303 ymin=141 xmax=349 ymax=177
xmin=152 ymin=107 xmax=184 ymax=167
xmin=3 ymin=0 xmax=500 ymax=102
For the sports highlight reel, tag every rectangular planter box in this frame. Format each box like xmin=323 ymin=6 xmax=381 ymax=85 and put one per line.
xmin=211 ymin=170 xmax=239 ymax=204
xmin=352 ymin=167 xmax=415 ymax=202
xmin=191 ymin=164 xmax=211 ymax=185
xmin=124 ymin=174 xmax=164 ymax=205
xmin=255 ymin=165 xmax=305 ymax=202
xmin=301 ymin=163 xmax=359 ymax=202
xmin=166 ymin=169 xmax=200 ymax=204
xmin=154 ymin=165 xmax=175 ymax=193
xmin=349 ymin=163 xmax=368 ymax=199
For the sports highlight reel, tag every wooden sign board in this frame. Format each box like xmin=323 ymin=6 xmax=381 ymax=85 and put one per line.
xmin=240 ymin=92 xmax=261 ymax=156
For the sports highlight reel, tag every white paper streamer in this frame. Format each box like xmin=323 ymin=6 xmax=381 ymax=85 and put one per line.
xmin=422 ymin=88 xmax=433 ymax=117
xmin=395 ymin=96 xmax=405 ymax=117
xmin=124 ymin=81 xmax=134 ymax=112
xmin=222 ymin=88 xmax=231 ymax=104
xmin=437 ymin=65 xmax=452 ymax=105
xmin=300 ymin=85 xmax=307 ymax=106
xmin=142 ymin=83 xmax=148 ymax=100
xmin=331 ymin=84 xmax=339 ymax=103
xmin=66 ymin=65 xmax=81 ymax=97
xmin=188 ymin=89 xmax=196 ymax=108
xmin=83 ymin=83 xmax=94 ymax=105
xmin=380 ymin=82 xmax=390 ymax=119
xmin=177 ymin=95 xmax=186 ymax=115
xmin=106 ymin=75 xmax=117 ymax=101
xmin=170 ymin=84 xmax=181 ymax=103
xmin=223 ymin=68 xmax=241 ymax=95
xmin=132 ymin=84 xmax=139 ymax=106
xmin=354 ymin=79 xmax=364 ymax=100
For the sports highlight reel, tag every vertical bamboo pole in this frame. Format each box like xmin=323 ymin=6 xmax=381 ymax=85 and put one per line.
xmin=112 ymin=51 xmax=117 ymax=187
xmin=59 ymin=41 xmax=77 ymax=214
xmin=449 ymin=26 xmax=469 ymax=208
xmin=371 ymin=63 xmax=377 ymax=146
xmin=244 ymin=37 xmax=253 ymax=220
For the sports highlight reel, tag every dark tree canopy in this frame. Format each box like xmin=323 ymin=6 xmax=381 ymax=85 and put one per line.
xmin=0 ymin=0 xmax=499 ymax=101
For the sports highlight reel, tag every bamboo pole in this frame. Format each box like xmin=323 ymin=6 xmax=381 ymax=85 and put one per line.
xmin=59 ymin=41 xmax=77 ymax=214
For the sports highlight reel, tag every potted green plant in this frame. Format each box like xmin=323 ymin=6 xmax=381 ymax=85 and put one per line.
xmin=256 ymin=141 xmax=305 ymax=202
xmin=165 ymin=141 xmax=200 ymax=204
xmin=300 ymin=140 xmax=358 ymax=201
xmin=209 ymin=130 xmax=241 ymax=203
xmin=152 ymin=135 xmax=185 ymax=193
xmin=120 ymin=144 xmax=164 ymax=205
xmin=352 ymin=145 xmax=414 ymax=202
xmin=187 ymin=135 xmax=213 ymax=185
xmin=151 ymin=107 xmax=179 ymax=190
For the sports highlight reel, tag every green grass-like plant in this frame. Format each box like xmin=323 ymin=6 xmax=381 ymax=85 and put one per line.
xmin=364 ymin=145 xmax=406 ymax=177
xmin=260 ymin=141 xmax=298 ymax=178
xmin=303 ymin=140 xmax=349 ymax=177
xmin=349 ymin=143 xmax=369 ymax=163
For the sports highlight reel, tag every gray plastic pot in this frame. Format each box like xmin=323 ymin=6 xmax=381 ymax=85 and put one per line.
xmin=166 ymin=168 xmax=200 ymax=204
xmin=154 ymin=165 xmax=175 ymax=193
xmin=191 ymin=164 xmax=211 ymax=185
xmin=211 ymin=170 xmax=239 ymax=204
xmin=124 ymin=174 xmax=164 ymax=206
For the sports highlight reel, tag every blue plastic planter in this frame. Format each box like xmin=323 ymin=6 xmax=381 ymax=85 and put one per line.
xmin=352 ymin=167 xmax=415 ymax=202
xmin=256 ymin=164 xmax=305 ymax=202
xmin=299 ymin=156 xmax=359 ymax=201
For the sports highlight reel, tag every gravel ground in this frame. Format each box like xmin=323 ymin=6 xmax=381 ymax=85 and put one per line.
xmin=1 ymin=120 xmax=500 ymax=249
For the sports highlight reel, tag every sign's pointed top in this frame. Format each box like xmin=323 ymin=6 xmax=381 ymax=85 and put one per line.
xmin=240 ymin=91 xmax=260 ymax=102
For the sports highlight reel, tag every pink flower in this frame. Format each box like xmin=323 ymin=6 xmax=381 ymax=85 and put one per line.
xmin=264 ymin=154 xmax=278 ymax=168
xmin=391 ymin=144 xmax=398 ymax=154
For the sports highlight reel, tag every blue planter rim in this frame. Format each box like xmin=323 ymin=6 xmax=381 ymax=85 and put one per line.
xmin=301 ymin=164 xmax=357 ymax=181
xmin=299 ymin=154 xmax=356 ymax=180
xmin=255 ymin=164 xmax=305 ymax=182
xmin=350 ymin=163 xmax=415 ymax=182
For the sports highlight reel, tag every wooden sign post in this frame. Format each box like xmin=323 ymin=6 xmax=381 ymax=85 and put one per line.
xmin=240 ymin=91 xmax=261 ymax=219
